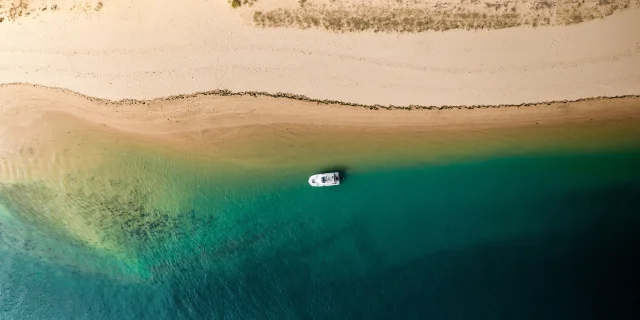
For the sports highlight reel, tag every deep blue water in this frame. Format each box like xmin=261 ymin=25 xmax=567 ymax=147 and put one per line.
xmin=1 ymin=150 xmax=640 ymax=319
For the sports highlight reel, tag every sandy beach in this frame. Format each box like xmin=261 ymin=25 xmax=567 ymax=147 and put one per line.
xmin=1 ymin=0 xmax=639 ymax=106
xmin=0 ymin=0 xmax=639 ymax=189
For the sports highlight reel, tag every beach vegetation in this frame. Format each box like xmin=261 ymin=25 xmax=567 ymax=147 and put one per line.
xmin=534 ymin=1 xmax=554 ymax=10
xmin=253 ymin=7 xmax=527 ymax=33
xmin=7 ymin=0 xmax=29 ymax=20
xmin=229 ymin=0 xmax=257 ymax=8
xmin=251 ymin=0 xmax=637 ymax=33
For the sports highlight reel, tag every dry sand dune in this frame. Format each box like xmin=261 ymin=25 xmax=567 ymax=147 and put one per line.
xmin=0 ymin=0 xmax=639 ymax=106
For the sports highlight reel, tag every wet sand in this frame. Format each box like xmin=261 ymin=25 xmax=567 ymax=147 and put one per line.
xmin=1 ymin=83 xmax=640 ymax=179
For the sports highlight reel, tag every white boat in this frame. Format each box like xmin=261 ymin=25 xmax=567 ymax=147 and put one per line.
xmin=308 ymin=172 xmax=340 ymax=187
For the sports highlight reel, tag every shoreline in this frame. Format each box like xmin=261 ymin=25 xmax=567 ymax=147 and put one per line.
xmin=1 ymin=83 xmax=640 ymax=181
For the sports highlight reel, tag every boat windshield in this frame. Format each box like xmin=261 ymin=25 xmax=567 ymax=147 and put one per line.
xmin=322 ymin=174 xmax=336 ymax=183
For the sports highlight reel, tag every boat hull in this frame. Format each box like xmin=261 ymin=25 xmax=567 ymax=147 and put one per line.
xmin=308 ymin=172 xmax=340 ymax=187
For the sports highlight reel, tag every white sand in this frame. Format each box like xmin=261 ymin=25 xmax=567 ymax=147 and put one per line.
xmin=1 ymin=0 xmax=639 ymax=106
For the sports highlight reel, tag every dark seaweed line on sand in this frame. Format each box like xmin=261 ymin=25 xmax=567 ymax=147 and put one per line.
xmin=2 ymin=82 xmax=639 ymax=111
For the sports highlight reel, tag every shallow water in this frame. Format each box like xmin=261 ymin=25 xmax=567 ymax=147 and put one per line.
xmin=1 ymin=143 xmax=640 ymax=319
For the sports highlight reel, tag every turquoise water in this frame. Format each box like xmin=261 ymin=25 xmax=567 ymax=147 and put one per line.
xmin=1 ymin=150 xmax=640 ymax=319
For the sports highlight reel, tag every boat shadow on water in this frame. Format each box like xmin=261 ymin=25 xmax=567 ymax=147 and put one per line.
xmin=317 ymin=166 xmax=349 ymax=182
